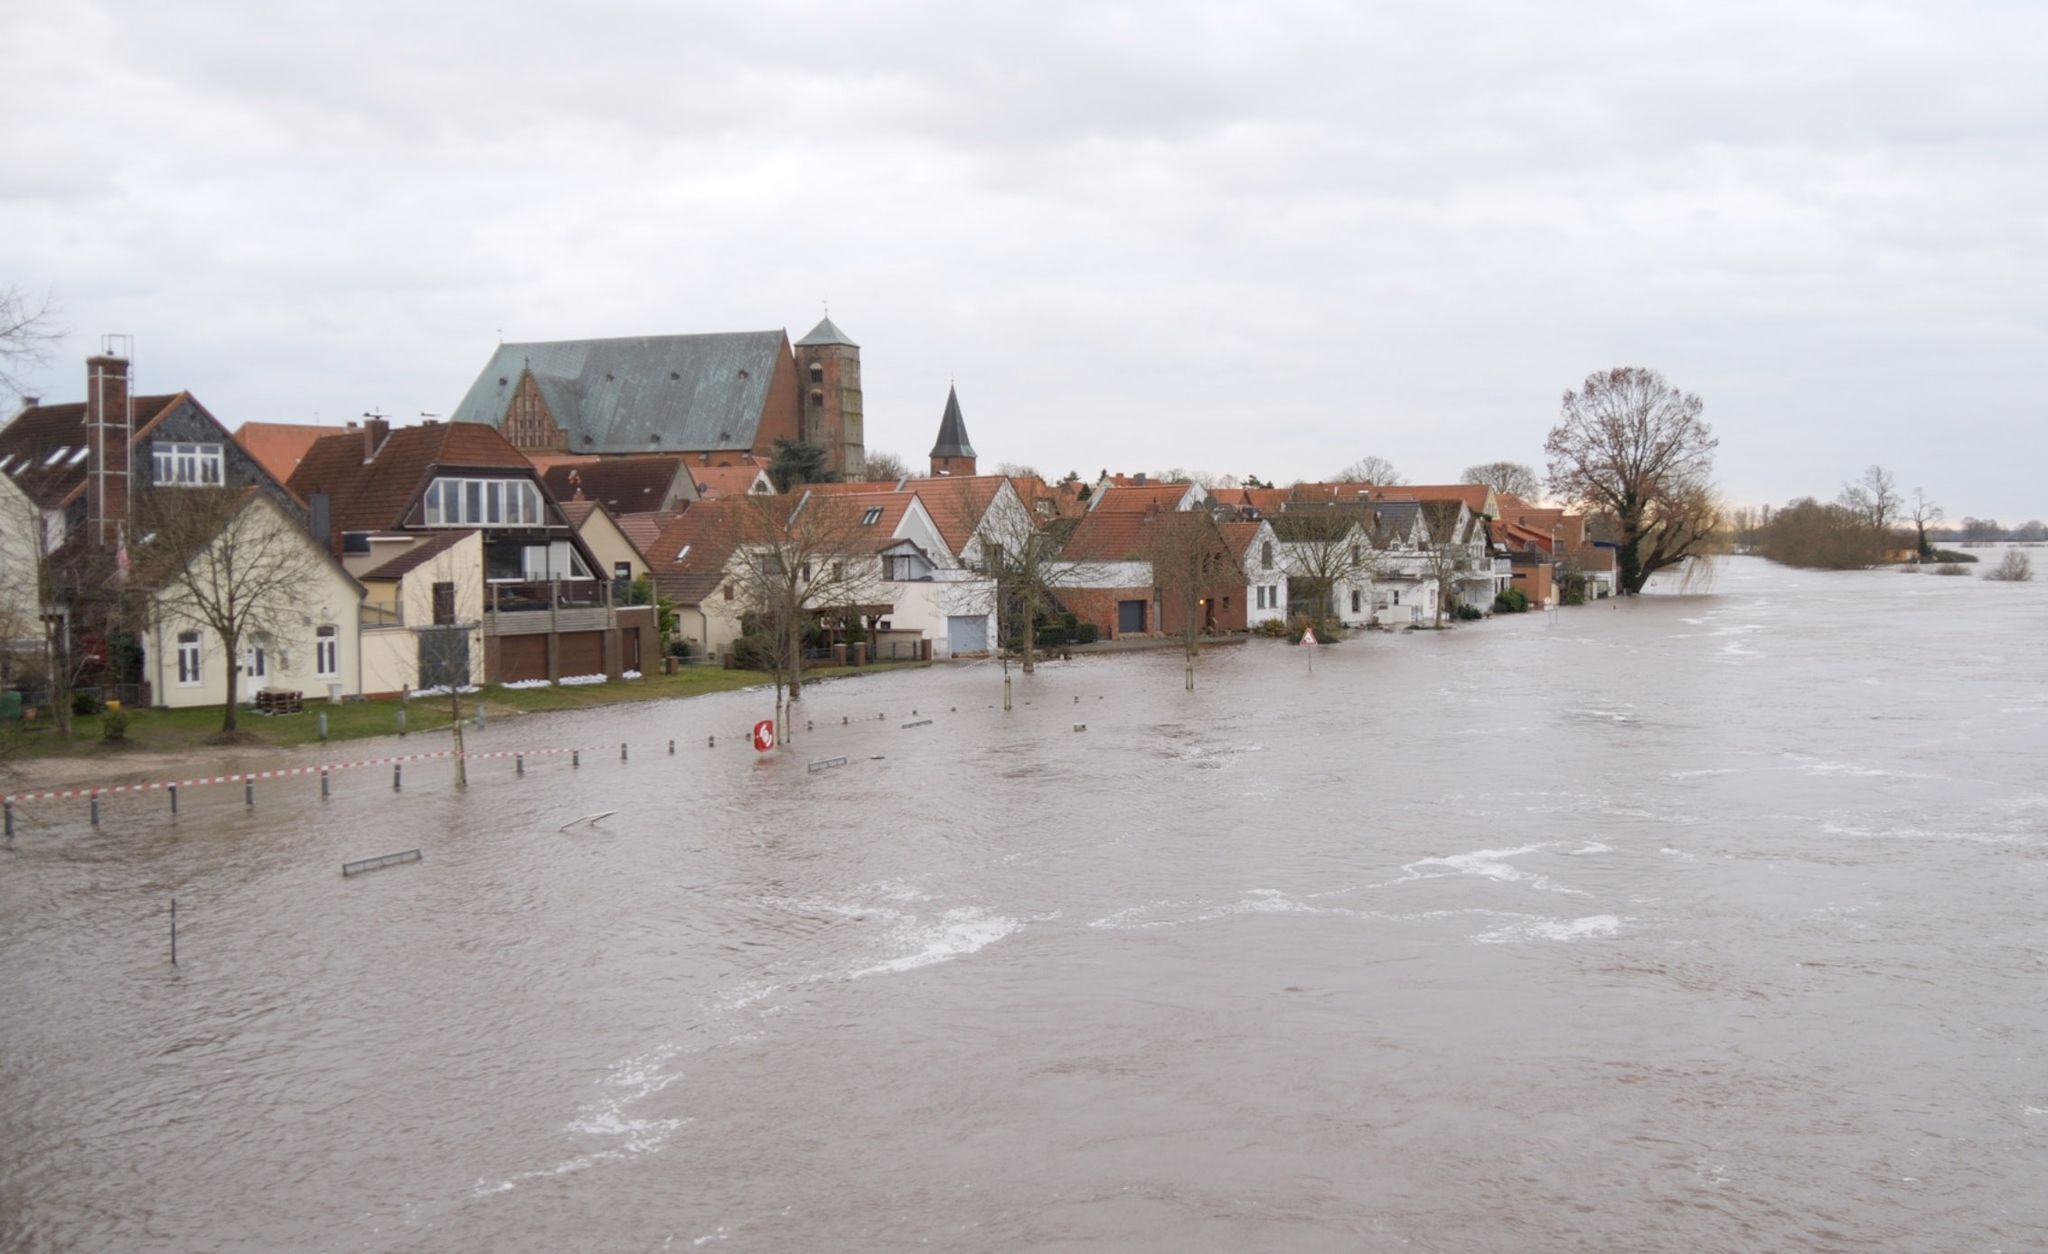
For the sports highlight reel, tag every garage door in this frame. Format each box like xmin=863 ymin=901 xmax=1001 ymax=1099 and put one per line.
xmin=1117 ymin=599 xmax=1147 ymax=635
xmin=558 ymin=631 xmax=605 ymax=678
xmin=946 ymin=614 xmax=989 ymax=655
xmin=497 ymin=635 xmax=548 ymax=683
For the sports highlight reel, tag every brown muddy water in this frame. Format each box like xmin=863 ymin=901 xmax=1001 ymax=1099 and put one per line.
xmin=2 ymin=555 xmax=2045 ymax=1252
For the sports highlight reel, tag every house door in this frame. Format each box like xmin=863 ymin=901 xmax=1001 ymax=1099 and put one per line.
xmin=1116 ymin=599 xmax=1146 ymax=635
xmin=946 ymin=614 xmax=989 ymax=654
xmin=417 ymin=627 xmax=469 ymax=691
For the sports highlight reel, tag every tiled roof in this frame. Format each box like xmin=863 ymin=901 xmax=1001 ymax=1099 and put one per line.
xmin=1288 ymin=481 xmax=1376 ymax=506
xmin=558 ymin=500 xmax=596 ymax=527
xmin=794 ymin=316 xmax=857 ymax=348
xmin=1216 ymin=520 xmax=1264 ymax=563
xmin=356 ymin=529 xmax=476 ymax=581
xmin=538 ymin=454 xmax=691 ymax=515
xmin=447 ymin=330 xmax=790 ymax=454
xmin=1380 ymin=484 xmax=1496 ymax=516
xmin=1369 ymin=501 xmax=1423 ymax=547
xmin=614 ymin=509 xmax=679 ymax=555
xmin=644 ymin=501 xmax=754 ymax=606
xmin=232 ymin=421 xmax=336 ymax=483
xmin=1058 ymin=508 xmax=1167 ymax=562
xmin=0 ymin=394 xmax=186 ymax=508
xmin=896 ymin=475 xmax=1001 ymax=556
xmin=1230 ymin=487 xmax=1292 ymax=517
xmin=797 ymin=489 xmax=922 ymax=554
xmin=286 ymin=421 xmax=534 ymax=537
xmin=690 ymin=462 xmax=775 ymax=499
xmin=1089 ymin=482 xmax=1196 ymax=515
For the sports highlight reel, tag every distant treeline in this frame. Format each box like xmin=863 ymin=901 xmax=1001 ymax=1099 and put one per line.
xmin=1730 ymin=466 xmax=2043 ymax=570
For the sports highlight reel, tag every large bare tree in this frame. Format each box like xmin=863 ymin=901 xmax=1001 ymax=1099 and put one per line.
xmin=971 ymin=521 xmax=1103 ymax=710
xmin=1460 ymin=461 xmax=1541 ymax=500
xmin=135 ymin=489 xmax=320 ymax=735
xmin=720 ymin=490 xmax=885 ymax=743
xmin=1838 ymin=465 xmax=1902 ymax=562
xmin=1332 ymin=455 xmax=1404 ymax=486
xmin=1545 ymin=367 xmax=1719 ymax=595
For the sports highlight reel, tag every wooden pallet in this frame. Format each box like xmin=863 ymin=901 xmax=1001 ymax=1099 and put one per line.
xmin=254 ymin=688 xmax=304 ymax=715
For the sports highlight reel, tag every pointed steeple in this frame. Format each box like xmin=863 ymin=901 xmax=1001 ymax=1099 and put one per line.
xmin=928 ymin=385 xmax=977 ymax=476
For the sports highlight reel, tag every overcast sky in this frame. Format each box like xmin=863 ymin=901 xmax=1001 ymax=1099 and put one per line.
xmin=4 ymin=1 xmax=2043 ymax=519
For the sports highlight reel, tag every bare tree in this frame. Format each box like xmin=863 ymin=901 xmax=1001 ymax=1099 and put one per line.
xmin=1267 ymin=509 xmax=1380 ymax=635
xmin=1836 ymin=465 xmax=1903 ymax=562
xmin=0 ymin=285 xmax=63 ymax=400
xmin=1144 ymin=510 xmax=1234 ymax=691
xmin=720 ymin=491 xmax=885 ymax=743
xmin=414 ymin=559 xmax=484 ymax=786
xmin=993 ymin=461 xmax=1042 ymax=480
xmin=862 ymin=450 xmax=910 ymax=483
xmin=1333 ymin=455 xmax=1403 ymax=485
xmin=134 ymin=489 xmax=319 ymax=736
xmin=971 ymin=522 xmax=1101 ymax=710
xmin=1545 ymin=367 xmax=1719 ymax=595
xmin=1460 ymin=461 xmax=1541 ymax=499
xmin=1983 ymin=549 xmax=2033 ymax=582
xmin=1907 ymin=488 xmax=1943 ymax=559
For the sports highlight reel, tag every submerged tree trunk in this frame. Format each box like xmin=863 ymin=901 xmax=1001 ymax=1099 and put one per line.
xmin=221 ymin=629 xmax=241 ymax=732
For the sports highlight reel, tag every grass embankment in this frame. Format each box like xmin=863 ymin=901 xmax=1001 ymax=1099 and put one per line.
xmin=1 ymin=663 xmax=911 ymax=763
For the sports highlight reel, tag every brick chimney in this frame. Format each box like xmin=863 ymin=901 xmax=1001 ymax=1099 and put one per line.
xmin=85 ymin=353 xmax=131 ymax=548
xmin=362 ymin=417 xmax=390 ymax=461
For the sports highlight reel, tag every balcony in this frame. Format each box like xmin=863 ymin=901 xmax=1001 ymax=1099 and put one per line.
xmin=483 ymin=580 xmax=616 ymax=636
xmin=361 ymin=601 xmax=405 ymax=628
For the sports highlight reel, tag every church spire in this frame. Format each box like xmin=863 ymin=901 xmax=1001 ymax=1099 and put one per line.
xmin=928 ymin=385 xmax=977 ymax=476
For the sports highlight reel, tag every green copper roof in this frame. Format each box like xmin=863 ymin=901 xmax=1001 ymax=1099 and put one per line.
xmin=794 ymin=316 xmax=857 ymax=348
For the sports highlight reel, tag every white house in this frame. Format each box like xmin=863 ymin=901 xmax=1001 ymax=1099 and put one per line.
xmin=1221 ymin=519 xmax=1288 ymax=627
xmin=142 ymin=492 xmax=366 ymax=709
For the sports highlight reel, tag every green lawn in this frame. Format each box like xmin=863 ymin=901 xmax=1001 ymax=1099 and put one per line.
xmin=1 ymin=662 xmax=921 ymax=762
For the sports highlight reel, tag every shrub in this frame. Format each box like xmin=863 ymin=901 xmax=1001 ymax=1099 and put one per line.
xmin=101 ymin=706 xmax=129 ymax=741
xmin=1454 ymin=603 xmax=1485 ymax=621
xmin=666 ymin=638 xmax=692 ymax=660
xmin=1929 ymin=549 xmax=1978 ymax=564
xmin=1984 ymin=550 xmax=2035 ymax=582
xmin=1494 ymin=588 xmax=1530 ymax=614
xmin=1252 ymin=618 xmax=1293 ymax=638
xmin=730 ymin=634 xmax=776 ymax=671
xmin=1934 ymin=562 xmax=1969 ymax=577
xmin=1034 ymin=625 xmax=1069 ymax=649
xmin=1074 ymin=623 xmax=1099 ymax=645
xmin=72 ymin=690 xmax=103 ymax=716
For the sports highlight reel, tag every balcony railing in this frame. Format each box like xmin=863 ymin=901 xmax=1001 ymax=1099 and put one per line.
xmin=483 ymin=579 xmax=615 ymax=636
xmin=362 ymin=601 xmax=405 ymax=628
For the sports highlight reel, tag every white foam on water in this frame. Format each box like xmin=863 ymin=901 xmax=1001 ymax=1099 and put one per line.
xmin=1477 ymin=914 xmax=1623 ymax=944
xmin=1387 ymin=842 xmax=1591 ymax=896
xmin=1660 ymin=847 xmax=1699 ymax=861
xmin=852 ymin=906 xmax=1021 ymax=978
xmin=1667 ymin=768 xmax=1737 ymax=779
xmin=1797 ymin=759 xmax=1890 ymax=778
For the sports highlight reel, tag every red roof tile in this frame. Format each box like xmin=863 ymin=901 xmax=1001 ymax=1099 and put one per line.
xmin=232 ymin=421 xmax=336 ymax=483
xmin=286 ymin=421 xmax=534 ymax=537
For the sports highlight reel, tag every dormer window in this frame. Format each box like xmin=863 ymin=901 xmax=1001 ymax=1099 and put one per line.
xmin=152 ymin=442 xmax=224 ymax=486
xmin=423 ymin=476 xmax=544 ymax=527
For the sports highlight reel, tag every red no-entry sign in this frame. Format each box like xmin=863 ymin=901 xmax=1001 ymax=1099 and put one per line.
xmin=752 ymin=720 xmax=777 ymax=752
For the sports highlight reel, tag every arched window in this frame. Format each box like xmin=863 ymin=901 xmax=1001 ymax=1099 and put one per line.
xmin=1260 ymin=541 xmax=1274 ymax=570
xmin=316 ymin=625 xmax=339 ymax=678
xmin=808 ymin=362 xmax=824 ymax=383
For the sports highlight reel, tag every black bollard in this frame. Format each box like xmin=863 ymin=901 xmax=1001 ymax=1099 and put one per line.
xmin=573 ymin=750 xmax=580 ymax=768
xmin=170 ymin=784 xmax=179 ymax=815
xmin=516 ymin=753 xmax=524 ymax=776
xmin=393 ymin=764 xmax=402 ymax=792
xmin=320 ymin=770 xmax=329 ymax=799
xmin=708 ymin=735 xmax=715 ymax=748
xmin=3 ymin=799 xmax=11 ymax=839
xmin=621 ymin=742 xmax=628 ymax=763
xmin=245 ymin=780 xmax=254 ymax=807
xmin=667 ymin=739 xmax=675 ymax=755
xmin=90 ymin=794 xmax=100 ymax=827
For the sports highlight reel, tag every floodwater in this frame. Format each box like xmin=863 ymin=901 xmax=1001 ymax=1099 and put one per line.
xmin=3 ymin=555 xmax=2045 ymax=1252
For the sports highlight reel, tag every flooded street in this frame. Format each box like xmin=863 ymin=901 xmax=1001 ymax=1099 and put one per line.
xmin=3 ymin=556 xmax=2045 ymax=1252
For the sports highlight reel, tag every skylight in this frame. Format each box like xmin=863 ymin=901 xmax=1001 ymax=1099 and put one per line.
xmin=66 ymin=446 xmax=89 ymax=466
xmin=43 ymin=446 xmax=69 ymax=466
xmin=0 ymin=455 xmax=13 ymax=473
xmin=675 ymin=544 xmax=691 ymax=560
xmin=861 ymin=507 xmax=883 ymax=525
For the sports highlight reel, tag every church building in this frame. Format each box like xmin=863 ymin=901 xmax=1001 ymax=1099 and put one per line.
xmin=448 ymin=317 xmax=866 ymax=479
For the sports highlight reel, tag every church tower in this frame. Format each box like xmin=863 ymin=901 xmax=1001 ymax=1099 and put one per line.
xmin=793 ymin=316 xmax=864 ymax=479
xmin=929 ymin=385 xmax=977 ymax=477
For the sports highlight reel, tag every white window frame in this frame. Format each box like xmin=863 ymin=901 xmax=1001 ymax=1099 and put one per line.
xmin=315 ymin=625 xmax=339 ymax=678
xmin=176 ymin=631 xmax=202 ymax=687
xmin=423 ymin=476 xmax=543 ymax=527
xmin=152 ymin=442 xmax=224 ymax=487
